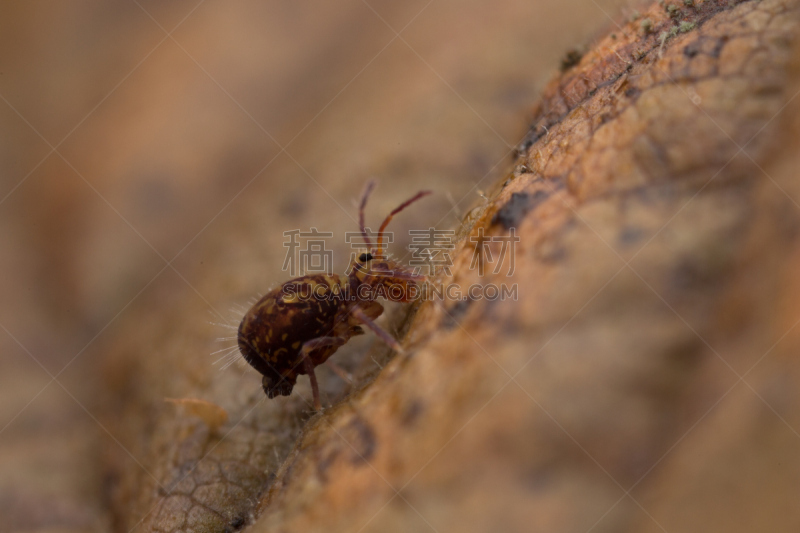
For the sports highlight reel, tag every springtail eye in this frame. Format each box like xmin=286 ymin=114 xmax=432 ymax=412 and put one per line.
xmin=359 ymin=252 xmax=373 ymax=262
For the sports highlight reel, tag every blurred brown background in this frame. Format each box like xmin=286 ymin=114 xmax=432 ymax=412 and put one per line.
xmin=0 ymin=1 xmax=633 ymax=530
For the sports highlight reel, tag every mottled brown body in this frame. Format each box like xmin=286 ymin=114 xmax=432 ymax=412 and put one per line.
xmin=238 ymin=274 xmax=381 ymax=398
xmin=237 ymin=183 xmax=430 ymax=408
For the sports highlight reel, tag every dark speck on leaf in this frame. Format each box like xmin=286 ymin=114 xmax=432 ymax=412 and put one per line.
xmin=625 ymin=85 xmax=641 ymax=99
xmin=710 ymin=36 xmax=728 ymax=58
xmin=401 ymin=400 xmax=424 ymax=426
xmin=684 ymin=42 xmax=700 ymax=58
xmin=518 ymin=138 xmax=534 ymax=155
xmin=560 ymin=49 xmax=583 ymax=71
xmin=227 ymin=515 xmax=247 ymax=532
xmin=347 ymin=418 xmax=376 ymax=465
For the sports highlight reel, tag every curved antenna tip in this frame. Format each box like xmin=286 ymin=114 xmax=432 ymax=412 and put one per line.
xmin=377 ymin=189 xmax=433 ymax=254
xmin=359 ymin=181 xmax=377 ymax=249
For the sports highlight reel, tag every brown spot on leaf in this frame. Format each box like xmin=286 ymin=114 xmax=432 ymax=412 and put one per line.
xmin=560 ymin=48 xmax=584 ymax=71
xmin=344 ymin=417 xmax=376 ymax=465
xmin=400 ymin=400 xmax=424 ymax=427
xmin=491 ymin=190 xmax=549 ymax=229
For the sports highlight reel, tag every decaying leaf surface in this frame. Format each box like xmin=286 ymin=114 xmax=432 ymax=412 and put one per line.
xmin=79 ymin=3 xmax=576 ymax=533
xmin=0 ymin=1 xmax=642 ymax=532
xmin=18 ymin=0 xmax=798 ymax=532
xmin=247 ymin=1 xmax=800 ymax=532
